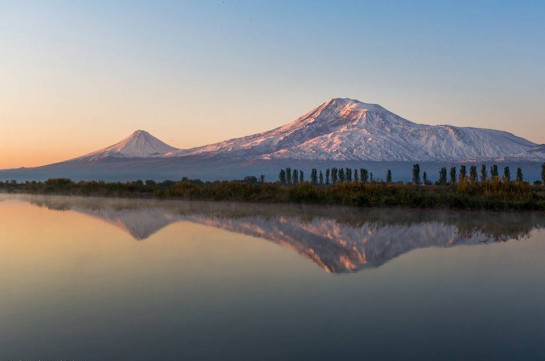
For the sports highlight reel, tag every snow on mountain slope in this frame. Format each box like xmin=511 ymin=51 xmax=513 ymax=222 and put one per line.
xmin=495 ymin=144 xmax=545 ymax=162
xmin=526 ymin=144 xmax=545 ymax=158
xmin=73 ymin=130 xmax=179 ymax=162
xmin=172 ymin=98 xmax=536 ymax=161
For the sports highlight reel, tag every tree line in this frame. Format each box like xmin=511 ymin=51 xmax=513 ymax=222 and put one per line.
xmin=0 ymin=163 xmax=544 ymax=211
xmin=278 ymin=163 xmax=545 ymax=186
xmin=279 ymin=167 xmax=378 ymax=185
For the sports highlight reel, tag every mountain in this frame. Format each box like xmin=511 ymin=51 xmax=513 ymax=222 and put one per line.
xmin=173 ymin=98 xmax=537 ymax=161
xmin=1 ymin=98 xmax=544 ymax=182
xmin=72 ymin=129 xmax=179 ymax=162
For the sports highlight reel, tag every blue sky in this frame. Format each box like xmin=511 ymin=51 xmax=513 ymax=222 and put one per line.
xmin=1 ymin=0 xmax=544 ymax=167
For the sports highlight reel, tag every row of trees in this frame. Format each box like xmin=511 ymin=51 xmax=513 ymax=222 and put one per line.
xmin=279 ymin=167 xmax=392 ymax=185
xmin=414 ymin=163 xmax=544 ymax=185
xmin=278 ymin=168 xmax=305 ymax=185
xmin=277 ymin=163 xmax=545 ymax=186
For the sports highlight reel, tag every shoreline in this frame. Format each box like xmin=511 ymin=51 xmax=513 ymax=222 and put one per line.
xmin=2 ymin=178 xmax=545 ymax=212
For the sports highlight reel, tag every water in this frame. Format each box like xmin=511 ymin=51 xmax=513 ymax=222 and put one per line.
xmin=2 ymin=194 xmax=545 ymax=360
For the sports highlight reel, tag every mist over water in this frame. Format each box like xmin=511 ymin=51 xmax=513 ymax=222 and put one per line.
xmin=2 ymin=194 xmax=545 ymax=360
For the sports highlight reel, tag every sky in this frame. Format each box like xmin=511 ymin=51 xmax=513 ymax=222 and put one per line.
xmin=1 ymin=0 xmax=544 ymax=169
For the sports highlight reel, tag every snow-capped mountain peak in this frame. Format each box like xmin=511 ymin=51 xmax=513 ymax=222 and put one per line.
xmin=172 ymin=97 xmax=536 ymax=161
xmin=74 ymin=129 xmax=179 ymax=161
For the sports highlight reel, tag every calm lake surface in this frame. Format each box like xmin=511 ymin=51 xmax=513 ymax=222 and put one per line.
xmin=2 ymin=194 xmax=545 ymax=360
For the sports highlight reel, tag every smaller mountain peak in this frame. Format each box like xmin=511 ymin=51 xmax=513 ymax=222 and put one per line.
xmin=131 ymin=129 xmax=149 ymax=136
xmin=75 ymin=129 xmax=179 ymax=161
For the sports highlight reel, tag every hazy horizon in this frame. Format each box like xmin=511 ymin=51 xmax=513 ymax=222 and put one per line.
xmin=2 ymin=1 xmax=544 ymax=168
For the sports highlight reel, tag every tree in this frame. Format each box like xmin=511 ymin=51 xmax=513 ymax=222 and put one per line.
xmin=386 ymin=169 xmax=392 ymax=183
xmin=470 ymin=165 xmax=478 ymax=183
xmin=423 ymin=171 xmax=428 ymax=185
xmin=412 ymin=164 xmax=421 ymax=185
xmin=244 ymin=176 xmax=258 ymax=184
xmin=311 ymin=168 xmax=318 ymax=184
xmin=259 ymin=175 xmax=265 ymax=183
xmin=339 ymin=168 xmax=345 ymax=183
xmin=319 ymin=171 xmax=324 ymax=185
xmin=286 ymin=168 xmax=292 ymax=184
xmin=299 ymin=170 xmax=304 ymax=183
xmin=293 ymin=169 xmax=299 ymax=185
xmin=331 ymin=168 xmax=338 ymax=185
xmin=504 ymin=166 xmax=511 ymax=181
xmin=325 ymin=168 xmax=330 ymax=185
xmin=354 ymin=169 xmax=359 ymax=182
xmin=439 ymin=167 xmax=447 ymax=185
xmin=279 ymin=169 xmax=286 ymax=184
xmin=360 ymin=168 xmax=369 ymax=183
xmin=516 ymin=167 xmax=523 ymax=182
xmin=346 ymin=168 xmax=352 ymax=182
xmin=542 ymin=163 xmax=545 ymax=184
xmin=480 ymin=164 xmax=488 ymax=182
xmin=449 ymin=167 xmax=457 ymax=184
xmin=370 ymin=172 xmax=373 ymax=182
xmin=460 ymin=165 xmax=467 ymax=182
xmin=491 ymin=164 xmax=499 ymax=178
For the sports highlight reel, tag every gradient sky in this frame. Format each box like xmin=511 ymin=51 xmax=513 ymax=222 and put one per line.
xmin=1 ymin=0 xmax=544 ymax=169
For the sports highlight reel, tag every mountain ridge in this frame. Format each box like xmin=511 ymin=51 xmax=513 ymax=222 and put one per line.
xmin=1 ymin=97 xmax=544 ymax=182
xmin=38 ymin=98 xmax=545 ymax=164
xmin=169 ymin=98 xmax=538 ymax=162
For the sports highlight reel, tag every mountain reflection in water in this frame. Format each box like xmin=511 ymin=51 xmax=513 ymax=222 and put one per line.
xmin=19 ymin=195 xmax=545 ymax=273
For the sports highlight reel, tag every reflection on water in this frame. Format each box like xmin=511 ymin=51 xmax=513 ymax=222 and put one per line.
xmin=3 ymin=194 xmax=545 ymax=361
xmin=20 ymin=194 xmax=545 ymax=273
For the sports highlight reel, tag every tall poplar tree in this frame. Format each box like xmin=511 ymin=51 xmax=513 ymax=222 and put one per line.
xmin=480 ymin=164 xmax=488 ymax=182
xmin=311 ymin=169 xmax=318 ymax=184
xmin=286 ymin=167 xmax=292 ymax=184
xmin=503 ymin=166 xmax=511 ymax=181
xmin=470 ymin=165 xmax=478 ymax=183
xmin=491 ymin=165 xmax=499 ymax=178
xmin=360 ymin=168 xmax=369 ymax=183
xmin=279 ymin=169 xmax=286 ymax=184
xmin=439 ymin=168 xmax=447 ymax=185
xmin=516 ymin=167 xmax=523 ymax=182
xmin=460 ymin=165 xmax=467 ymax=182
xmin=412 ymin=164 xmax=421 ymax=185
